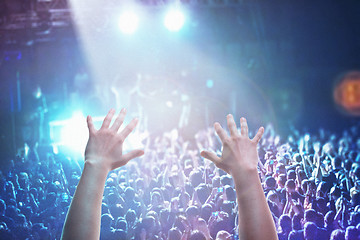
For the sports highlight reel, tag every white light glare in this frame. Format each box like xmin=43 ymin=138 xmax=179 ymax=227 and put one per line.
xmin=60 ymin=111 xmax=88 ymax=153
xmin=118 ymin=11 xmax=139 ymax=34
xmin=164 ymin=10 xmax=185 ymax=32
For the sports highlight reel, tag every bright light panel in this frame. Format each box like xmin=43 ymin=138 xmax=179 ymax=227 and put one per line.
xmin=164 ymin=10 xmax=185 ymax=32
xmin=118 ymin=11 xmax=139 ymax=35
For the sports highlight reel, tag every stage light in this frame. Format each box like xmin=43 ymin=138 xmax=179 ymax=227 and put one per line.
xmin=164 ymin=9 xmax=185 ymax=32
xmin=166 ymin=101 xmax=173 ymax=108
xmin=118 ymin=11 xmax=139 ymax=34
xmin=56 ymin=111 xmax=88 ymax=153
xmin=49 ymin=110 xmax=144 ymax=155
xmin=334 ymin=71 xmax=360 ymax=116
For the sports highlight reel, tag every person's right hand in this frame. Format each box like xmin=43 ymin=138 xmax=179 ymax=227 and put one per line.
xmin=84 ymin=108 xmax=144 ymax=173
xmin=201 ymin=114 xmax=264 ymax=176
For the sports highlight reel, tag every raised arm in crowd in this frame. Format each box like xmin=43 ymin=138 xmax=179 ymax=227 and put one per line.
xmin=61 ymin=109 xmax=278 ymax=240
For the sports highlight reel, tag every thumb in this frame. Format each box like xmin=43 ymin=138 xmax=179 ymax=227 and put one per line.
xmin=87 ymin=115 xmax=96 ymax=134
xmin=201 ymin=150 xmax=221 ymax=165
xmin=113 ymin=149 xmax=144 ymax=169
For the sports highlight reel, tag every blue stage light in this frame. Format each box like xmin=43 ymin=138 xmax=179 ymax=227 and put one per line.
xmin=60 ymin=111 xmax=88 ymax=152
xmin=50 ymin=111 xmax=88 ymax=153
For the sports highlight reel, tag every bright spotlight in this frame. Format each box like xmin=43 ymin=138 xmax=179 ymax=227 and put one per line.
xmin=55 ymin=111 xmax=88 ymax=153
xmin=118 ymin=11 xmax=139 ymax=34
xmin=164 ymin=10 xmax=185 ymax=32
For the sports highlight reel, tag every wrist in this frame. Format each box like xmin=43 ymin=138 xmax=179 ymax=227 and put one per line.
xmin=230 ymin=166 xmax=258 ymax=180
xmin=232 ymin=168 xmax=261 ymax=194
xmin=84 ymin=159 xmax=111 ymax=176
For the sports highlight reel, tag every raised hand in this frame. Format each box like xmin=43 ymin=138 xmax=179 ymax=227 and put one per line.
xmin=200 ymin=114 xmax=264 ymax=176
xmin=200 ymin=114 xmax=278 ymax=240
xmin=85 ymin=108 xmax=144 ymax=172
xmin=62 ymin=108 xmax=144 ymax=240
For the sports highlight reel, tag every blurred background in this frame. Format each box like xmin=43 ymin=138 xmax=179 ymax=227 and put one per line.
xmin=0 ymin=0 xmax=359 ymax=163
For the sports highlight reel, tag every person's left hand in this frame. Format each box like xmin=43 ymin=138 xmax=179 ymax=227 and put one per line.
xmin=84 ymin=108 xmax=144 ymax=172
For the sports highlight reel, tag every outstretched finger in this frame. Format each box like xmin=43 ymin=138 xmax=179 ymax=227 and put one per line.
xmin=252 ymin=126 xmax=264 ymax=143
xmin=110 ymin=108 xmax=126 ymax=132
xmin=114 ymin=149 xmax=144 ymax=169
xmin=87 ymin=115 xmax=96 ymax=135
xmin=240 ymin=117 xmax=248 ymax=137
xmin=200 ymin=150 xmax=221 ymax=165
xmin=214 ymin=122 xmax=227 ymax=142
xmin=120 ymin=118 xmax=138 ymax=140
xmin=101 ymin=109 xmax=116 ymax=129
xmin=227 ymin=114 xmax=239 ymax=136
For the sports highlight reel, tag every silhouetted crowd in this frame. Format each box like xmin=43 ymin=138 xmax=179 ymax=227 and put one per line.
xmin=1 ymin=122 xmax=360 ymax=240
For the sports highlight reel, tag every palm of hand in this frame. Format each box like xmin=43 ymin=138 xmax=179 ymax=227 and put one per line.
xmin=201 ymin=115 xmax=264 ymax=176
xmin=220 ymin=136 xmax=260 ymax=174
xmin=84 ymin=109 xmax=143 ymax=172
xmin=85 ymin=129 xmax=124 ymax=170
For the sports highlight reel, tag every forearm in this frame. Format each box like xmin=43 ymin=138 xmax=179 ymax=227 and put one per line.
xmin=345 ymin=177 xmax=352 ymax=192
xmin=205 ymin=191 xmax=216 ymax=205
xmin=233 ymin=169 xmax=278 ymax=240
xmin=29 ymin=194 xmax=39 ymax=211
xmin=302 ymin=160 xmax=311 ymax=179
xmin=61 ymin=161 xmax=108 ymax=240
xmin=282 ymin=200 xmax=290 ymax=215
